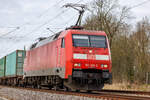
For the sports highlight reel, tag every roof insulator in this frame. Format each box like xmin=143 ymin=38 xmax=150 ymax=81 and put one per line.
xmin=66 ymin=26 xmax=84 ymax=30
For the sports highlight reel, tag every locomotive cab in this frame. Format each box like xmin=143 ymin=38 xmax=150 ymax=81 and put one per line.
xmin=63 ymin=29 xmax=112 ymax=91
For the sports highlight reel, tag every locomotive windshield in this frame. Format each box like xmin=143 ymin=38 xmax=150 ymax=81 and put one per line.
xmin=72 ymin=35 xmax=89 ymax=47
xmin=72 ymin=34 xmax=107 ymax=48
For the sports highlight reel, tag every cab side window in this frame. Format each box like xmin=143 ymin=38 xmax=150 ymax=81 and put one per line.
xmin=61 ymin=38 xmax=65 ymax=48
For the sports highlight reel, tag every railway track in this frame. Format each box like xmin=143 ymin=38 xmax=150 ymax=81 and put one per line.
xmin=0 ymin=85 xmax=150 ymax=100
xmin=101 ymin=89 xmax=150 ymax=96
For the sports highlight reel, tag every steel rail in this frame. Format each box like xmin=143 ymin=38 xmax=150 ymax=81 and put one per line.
xmin=0 ymin=85 xmax=150 ymax=100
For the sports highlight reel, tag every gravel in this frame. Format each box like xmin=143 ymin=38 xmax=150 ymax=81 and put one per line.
xmin=0 ymin=87 xmax=102 ymax=100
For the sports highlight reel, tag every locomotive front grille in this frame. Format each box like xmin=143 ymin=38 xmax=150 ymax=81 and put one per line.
xmin=72 ymin=69 xmax=110 ymax=79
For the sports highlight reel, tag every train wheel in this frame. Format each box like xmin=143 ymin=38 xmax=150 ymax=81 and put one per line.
xmin=87 ymin=90 xmax=92 ymax=93
xmin=54 ymin=85 xmax=59 ymax=91
xmin=64 ymin=87 xmax=71 ymax=92
xmin=54 ymin=86 xmax=57 ymax=91
xmin=31 ymin=85 xmax=35 ymax=88
xmin=75 ymin=89 xmax=80 ymax=92
xmin=48 ymin=86 xmax=52 ymax=90
xmin=23 ymin=84 xmax=27 ymax=88
xmin=64 ymin=87 xmax=69 ymax=91
xmin=37 ymin=84 xmax=41 ymax=89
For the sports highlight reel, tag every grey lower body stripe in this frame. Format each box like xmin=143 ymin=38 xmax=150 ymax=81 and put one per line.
xmin=24 ymin=67 xmax=66 ymax=78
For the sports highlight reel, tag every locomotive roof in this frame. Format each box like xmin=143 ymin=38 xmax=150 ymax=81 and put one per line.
xmin=30 ymin=29 xmax=106 ymax=49
xmin=59 ymin=29 xmax=106 ymax=38
xmin=34 ymin=33 xmax=60 ymax=48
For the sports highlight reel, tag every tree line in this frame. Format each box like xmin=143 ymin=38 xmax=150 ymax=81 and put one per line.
xmin=83 ymin=0 xmax=150 ymax=84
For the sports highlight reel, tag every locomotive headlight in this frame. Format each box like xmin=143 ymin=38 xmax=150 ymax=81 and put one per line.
xmin=74 ymin=63 xmax=78 ymax=66
xmin=104 ymin=65 xmax=108 ymax=68
xmin=74 ymin=63 xmax=81 ymax=67
xmin=101 ymin=64 xmax=108 ymax=68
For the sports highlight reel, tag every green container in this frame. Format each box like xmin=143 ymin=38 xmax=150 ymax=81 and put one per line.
xmin=0 ymin=57 xmax=6 ymax=77
xmin=5 ymin=50 xmax=25 ymax=77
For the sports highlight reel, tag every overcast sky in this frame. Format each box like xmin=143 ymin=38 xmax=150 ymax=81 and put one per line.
xmin=0 ymin=0 xmax=150 ymax=58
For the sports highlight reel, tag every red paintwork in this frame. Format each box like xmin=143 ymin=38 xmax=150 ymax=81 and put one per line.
xmin=24 ymin=29 xmax=112 ymax=79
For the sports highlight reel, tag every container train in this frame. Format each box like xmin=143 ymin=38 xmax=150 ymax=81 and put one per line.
xmin=0 ymin=26 xmax=112 ymax=91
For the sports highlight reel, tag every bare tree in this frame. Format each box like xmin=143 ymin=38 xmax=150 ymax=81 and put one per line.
xmin=84 ymin=0 xmax=150 ymax=85
xmin=131 ymin=18 xmax=150 ymax=84
xmin=84 ymin=0 xmax=130 ymax=48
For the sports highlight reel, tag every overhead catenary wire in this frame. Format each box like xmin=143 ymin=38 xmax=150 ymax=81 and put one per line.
xmin=0 ymin=26 xmax=19 ymax=29
xmin=34 ymin=0 xmax=84 ymax=30
xmin=0 ymin=27 xmax=20 ymax=37
xmin=17 ymin=0 xmax=66 ymax=31
xmin=0 ymin=0 xmax=67 ymax=40
xmin=129 ymin=0 xmax=150 ymax=9
xmin=0 ymin=0 xmax=84 ymax=41
xmin=38 ymin=0 xmax=65 ymax=18
xmin=63 ymin=14 xmax=79 ymax=27
xmin=0 ymin=0 xmax=85 ymax=51
xmin=20 ymin=0 xmax=66 ymax=27
xmin=0 ymin=0 xmax=93 ymax=57
xmin=0 ymin=0 xmax=149 ymax=40
xmin=1 ymin=0 xmax=150 ymax=57
xmin=0 ymin=0 xmax=86 ymax=58
xmin=22 ymin=9 xmax=68 ymax=38
xmin=21 ymin=0 xmax=84 ymax=39
xmin=0 ymin=1 xmax=68 ymax=41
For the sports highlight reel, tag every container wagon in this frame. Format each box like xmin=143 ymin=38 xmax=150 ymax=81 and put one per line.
xmin=0 ymin=50 xmax=25 ymax=85
xmin=0 ymin=57 xmax=6 ymax=77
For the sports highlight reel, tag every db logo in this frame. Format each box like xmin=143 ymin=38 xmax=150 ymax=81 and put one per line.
xmin=87 ymin=54 xmax=95 ymax=60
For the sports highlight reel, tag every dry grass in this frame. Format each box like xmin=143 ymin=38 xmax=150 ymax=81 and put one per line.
xmin=104 ymin=83 xmax=150 ymax=91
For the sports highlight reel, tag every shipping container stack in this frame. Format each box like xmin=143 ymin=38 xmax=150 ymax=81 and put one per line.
xmin=0 ymin=50 xmax=25 ymax=78
xmin=0 ymin=56 xmax=6 ymax=77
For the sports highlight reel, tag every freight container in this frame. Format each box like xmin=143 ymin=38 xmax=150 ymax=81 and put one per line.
xmin=0 ymin=57 xmax=6 ymax=77
xmin=5 ymin=50 xmax=25 ymax=77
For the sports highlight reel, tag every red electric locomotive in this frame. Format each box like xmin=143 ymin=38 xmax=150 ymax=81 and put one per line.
xmin=24 ymin=26 xmax=112 ymax=91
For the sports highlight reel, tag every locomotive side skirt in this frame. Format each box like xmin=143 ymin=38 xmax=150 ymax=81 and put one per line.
xmin=24 ymin=67 xmax=66 ymax=78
